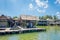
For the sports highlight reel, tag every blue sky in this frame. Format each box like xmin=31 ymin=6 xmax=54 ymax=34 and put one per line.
xmin=0 ymin=0 xmax=60 ymax=17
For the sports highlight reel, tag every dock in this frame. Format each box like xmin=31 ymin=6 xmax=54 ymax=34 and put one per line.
xmin=0 ymin=28 xmax=19 ymax=34
xmin=20 ymin=28 xmax=46 ymax=33
xmin=0 ymin=27 xmax=46 ymax=34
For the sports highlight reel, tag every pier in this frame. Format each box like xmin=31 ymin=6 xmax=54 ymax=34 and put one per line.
xmin=21 ymin=28 xmax=46 ymax=33
xmin=0 ymin=27 xmax=46 ymax=34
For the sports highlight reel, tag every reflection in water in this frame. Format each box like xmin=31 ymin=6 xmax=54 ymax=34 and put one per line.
xmin=38 ymin=32 xmax=48 ymax=40
xmin=38 ymin=27 xmax=60 ymax=40
xmin=0 ymin=27 xmax=60 ymax=40
xmin=8 ymin=35 xmax=18 ymax=40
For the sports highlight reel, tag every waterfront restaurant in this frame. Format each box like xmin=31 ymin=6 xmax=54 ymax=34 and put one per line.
xmin=0 ymin=15 xmax=14 ymax=28
xmin=19 ymin=15 xmax=39 ymax=28
xmin=0 ymin=15 xmax=9 ymax=28
xmin=37 ymin=19 xmax=49 ymax=26
xmin=37 ymin=19 xmax=60 ymax=26
xmin=55 ymin=20 xmax=60 ymax=26
xmin=46 ymin=19 xmax=60 ymax=26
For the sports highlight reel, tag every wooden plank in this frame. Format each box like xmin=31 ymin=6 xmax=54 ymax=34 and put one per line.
xmin=0 ymin=28 xmax=46 ymax=34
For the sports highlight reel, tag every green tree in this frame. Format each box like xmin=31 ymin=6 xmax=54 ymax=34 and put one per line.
xmin=42 ymin=15 xmax=53 ymax=20
xmin=13 ymin=16 xmax=18 ymax=19
xmin=39 ymin=15 xmax=58 ymax=20
xmin=53 ymin=15 xmax=58 ymax=20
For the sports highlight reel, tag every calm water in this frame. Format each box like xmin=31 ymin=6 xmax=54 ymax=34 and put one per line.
xmin=0 ymin=27 xmax=60 ymax=40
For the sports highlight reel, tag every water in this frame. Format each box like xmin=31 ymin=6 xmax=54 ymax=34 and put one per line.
xmin=0 ymin=27 xmax=60 ymax=40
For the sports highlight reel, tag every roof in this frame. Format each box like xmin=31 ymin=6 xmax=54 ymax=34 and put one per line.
xmin=39 ymin=19 xmax=47 ymax=21
xmin=13 ymin=18 xmax=19 ymax=21
xmin=47 ymin=19 xmax=55 ymax=21
xmin=20 ymin=15 xmax=39 ymax=20
xmin=0 ymin=15 xmax=8 ymax=20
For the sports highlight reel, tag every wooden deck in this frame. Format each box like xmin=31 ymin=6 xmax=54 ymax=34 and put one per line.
xmin=0 ymin=27 xmax=46 ymax=34
xmin=20 ymin=28 xmax=46 ymax=33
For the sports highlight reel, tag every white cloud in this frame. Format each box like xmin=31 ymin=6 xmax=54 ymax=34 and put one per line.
xmin=56 ymin=12 xmax=60 ymax=14
xmin=35 ymin=0 xmax=48 ymax=13
xmin=44 ymin=4 xmax=48 ymax=8
xmin=56 ymin=12 xmax=60 ymax=16
xmin=28 ymin=0 xmax=48 ymax=13
xmin=35 ymin=0 xmax=44 ymax=7
xmin=37 ymin=9 xmax=45 ymax=13
xmin=35 ymin=0 xmax=48 ymax=8
xmin=54 ymin=0 xmax=60 ymax=4
xmin=29 ymin=3 xmax=33 ymax=9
